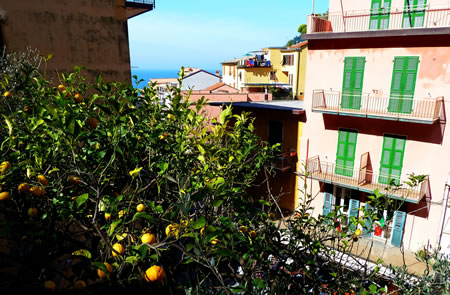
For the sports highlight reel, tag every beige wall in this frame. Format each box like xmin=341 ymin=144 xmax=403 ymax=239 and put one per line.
xmin=300 ymin=44 xmax=450 ymax=251
xmin=0 ymin=0 xmax=132 ymax=83
xmin=329 ymin=0 xmax=449 ymax=14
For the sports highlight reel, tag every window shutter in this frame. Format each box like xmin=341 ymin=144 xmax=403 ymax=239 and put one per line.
xmin=341 ymin=57 xmax=365 ymax=110
xmin=335 ymin=130 xmax=358 ymax=177
xmin=341 ymin=57 xmax=354 ymax=109
xmin=400 ymin=57 xmax=419 ymax=113
xmin=323 ymin=192 xmax=333 ymax=217
xmin=391 ymin=210 xmax=407 ymax=247
xmin=379 ymin=136 xmax=406 ymax=185
xmin=388 ymin=57 xmax=405 ymax=112
xmin=347 ymin=198 xmax=360 ymax=231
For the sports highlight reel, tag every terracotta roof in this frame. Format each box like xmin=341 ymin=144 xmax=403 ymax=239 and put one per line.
xmin=149 ymin=78 xmax=178 ymax=84
xmin=289 ymin=41 xmax=308 ymax=48
xmin=204 ymin=82 xmax=226 ymax=91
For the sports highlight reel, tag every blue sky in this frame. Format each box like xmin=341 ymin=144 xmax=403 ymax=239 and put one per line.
xmin=128 ymin=0 xmax=329 ymax=71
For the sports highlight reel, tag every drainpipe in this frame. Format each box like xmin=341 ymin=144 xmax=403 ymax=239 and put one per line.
xmin=437 ymin=174 xmax=450 ymax=248
xmin=312 ymin=0 xmax=314 ymax=15
xmin=264 ymin=86 xmax=268 ymax=102
xmin=295 ymin=49 xmax=301 ymax=100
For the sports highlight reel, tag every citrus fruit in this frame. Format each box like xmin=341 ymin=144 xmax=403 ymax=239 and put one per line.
xmin=44 ymin=280 xmax=56 ymax=291
xmin=165 ymin=224 xmax=179 ymax=238
xmin=136 ymin=203 xmax=146 ymax=212
xmin=74 ymin=93 xmax=83 ymax=103
xmin=87 ymin=117 xmax=97 ymax=129
xmin=18 ymin=183 xmax=31 ymax=193
xmin=239 ymin=226 xmax=248 ymax=233
xmin=268 ymin=213 xmax=276 ymax=219
xmin=28 ymin=207 xmax=38 ymax=217
xmin=355 ymin=229 xmax=362 ymax=236
xmin=249 ymin=230 xmax=257 ymax=238
xmin=68 ymin=175 xmax=81 ymax=185
xmin=141 ymin=233 xmax=156 ymax=245
xmin=97 ymin=262 xmax=113 ymax=279
xmin=112 ymin=243 xmax=124 ymax=257
xmin=74 ymin=280 xmax=86 ymax=289
xmin=3 ymin=91 xmax=12 ymax=98
xmin=37 ymin=174 xmax=48 ymax=186
xmin=57 ymin=84 xmax=66 ymax=92
xmin=30 ymin=186 xmax=45 ymax=197
xmin=104 ymin=213 xmax=111 ymax=221
xmin=144 ymin=265 xmax=165 ymax=283
xmin=0 ymin=161 xmax=11 ymax=173
xmin=210 ymin=238 xmax=220 ymax=245
xmin=0 ymin=192 xmax=11 ymax=201
xmin=118 ymin=210 xmax=126 ymax=218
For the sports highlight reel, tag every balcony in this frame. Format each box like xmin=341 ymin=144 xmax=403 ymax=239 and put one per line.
xmin=274 ymin=152 xmax=297 ymax=172
xmin=126 ymin=0 xmax=155 ymax=19
xmin=237 ymin=55 xmax=271 ymax=68
xmin=312 ymin=90 xmax=443 ymax=124
xmin=305 ymin=155 xmax=428 ymax=204
xmin=307 ymin=5 xmax=450 ymax=34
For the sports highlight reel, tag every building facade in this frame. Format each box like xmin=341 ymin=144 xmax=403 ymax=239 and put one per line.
xmin=0 ymin=0 xmax=155 ymax=82
xmin=301 ymin=0 xmax=450 ymax=254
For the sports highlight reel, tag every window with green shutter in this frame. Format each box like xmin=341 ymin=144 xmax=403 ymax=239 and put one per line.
xmin=388 ymin=56 xmax=419 ymax=114
xmin=369 ymin=0 xmax=392 ymax=30
xmin=379 ymin=135 xmax=406 ymax=185
xmin=341 ymin=57 xmax=365 ymax=110
xmin=403 ymin=0 xmax=427 ymax=28
xmin=335 ymin=129 xmax=358 ymax=177
xmin=391 ymin=210 xmax=407 ymax=247
xmin=347 ymin=198 xmax=360 ymax=231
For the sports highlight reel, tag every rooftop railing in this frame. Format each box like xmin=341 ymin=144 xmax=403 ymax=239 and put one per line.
xmin=126 ymin=0 xmax=155 ymax=4
xmin=312 ymin=90 xmax=443 ymax=124
xmin=305 ymin=155 xmax=428 ymax=203
xmin=307 ymin=5 xmax=450 ymax=33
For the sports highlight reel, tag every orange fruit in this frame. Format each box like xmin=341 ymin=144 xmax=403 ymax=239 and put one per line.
xmin=239 ymin=226 xmax=248 ymax=234
xmin=68 ymin=175 xmax=81 ymax=185
xmin=18 ymin=183 xmax=31 ymax=193
xmin=0 ymin=161 xmax=11 ymax=173
xmin=37 ymin=174 xmax=48 ymax=186
xmin=74 ymin=93 xmax=83 ymax=103
xmin=74 ymin=280 xmax=86 ymax=289
xmin=3 ymin=91 xmax=12 ymax=98
xmin=112 ymin=243 xmax=124 ymax=257
xmin=97 ymin=262 xmax=113 ymax=279
xmin=144 ymin=265 xmax=165 ymax=283
xmin=0 ymin=192 xmax=11 ymax=201
xmin=165 ymin=224 xmax=179 ymax=238
xmin=28 ymin=207 xmax=38 ymax=217
xmin=136 ymin=203 xmax=146 ymax=212
xmin=30 ymin=186 xmax=45 ymax=197
xmin=87 ymin=117 xmax=98 ymax=129
xmin=141 ymin=233 xmax=156 ymax=245
xmin=44 ymin=280 xmax=56 ymax=291
xmin=57 ymin=84 xmax=66 ymax=92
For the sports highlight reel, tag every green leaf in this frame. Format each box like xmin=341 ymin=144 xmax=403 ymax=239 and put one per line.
xmin=154 ymin=205 xmax=164 ymax=214
xmin=186 ymin=243 xmax=194 ymax=252
xmin=72 ymin=249 xmax=92 ymax=259
xmin=108 ymin=219 xmax=122 ymax=236
xmin=31 ymin=119 xmax=45 ymax=132
xmin=2 ymin=114 xmax=13 ymax=136
xmin=125 ymin=256 xmax=139 ymax=265
xmin=212 ymin=199 xmax=223 ymax=207
xmin=44 ymin=105 xmax=60 ymax=122
xmin=191 ymin=216 xmax=206 ymax=230
xmin=76 ymin=193 xmax=89 ymax=208
xmin=132 ymin=212 xmax=154 ymax=223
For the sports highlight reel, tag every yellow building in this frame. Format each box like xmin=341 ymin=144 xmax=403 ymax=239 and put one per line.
xmin=281 ymin=41 xmax=308 ymax=100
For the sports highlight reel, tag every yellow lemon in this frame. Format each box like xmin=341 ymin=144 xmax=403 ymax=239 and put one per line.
xmin=37 ymin=174 xmax=48 ymax=186
xmin=97 ymin=262 xmax=112 ymax=279
xmin=141 ymin=233 xmax=156 ymax=244
xmin=136 ymin=203 xmax=146 ymax=212
xmin=144 ymin=265 xmax=165 ymax=283
xmin=210 ymin=238 xmax=220 ymax=245
xmin=18 ymin=183 xmax=31 ymax=193
xmin=165 ymin=224 xmax=179 ymax=238
xmin=3 ymin=91 xmax=12 ymax=98
xmin=104 ymin=213 xmax=111 ymax=221
xmin=355 ymin=229 xmax=362 ymax=236
xmin=112 ymin=243 xmax=124 ymax=257
xmin=0 ymin=192 xmax=11 ymax=201
xmin=249 ymin=230 xmax=257 ymax=238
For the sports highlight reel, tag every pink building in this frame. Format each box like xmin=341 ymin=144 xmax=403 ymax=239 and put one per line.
xmin=301 ymin=0 xmax=450 ymax=257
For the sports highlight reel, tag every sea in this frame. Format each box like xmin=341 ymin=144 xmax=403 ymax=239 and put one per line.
xmin=131 ymin=68 xmax=221 ymax=88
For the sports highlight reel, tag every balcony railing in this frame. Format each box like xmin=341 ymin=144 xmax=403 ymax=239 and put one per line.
xmin=305 ymin=155 xmax=428 ymax=204
xmin=126 ymin=0 xmax=155 ymax=18
xmin=307 ymin=5 xmax=450 ymax=33
xmin=126 ymin=0 xmax=155 ymax=5
xmin=274 ymin=152 xmax=297 ymax=172
xmin=312 ymin=90 xmax=443 ymax=124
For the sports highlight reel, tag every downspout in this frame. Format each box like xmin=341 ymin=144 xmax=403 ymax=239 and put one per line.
xmin=437 ymin=174 xmax=450 ymax=248
xmin=295 ymin=49 xmax=301 ymax=100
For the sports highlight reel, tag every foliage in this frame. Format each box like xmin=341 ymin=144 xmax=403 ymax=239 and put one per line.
xmin=0 ymin=49 xmax=447 ymax=294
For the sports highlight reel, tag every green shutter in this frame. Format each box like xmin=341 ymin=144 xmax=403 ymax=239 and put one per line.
xmin=323 ymin=192 xmax=333 ymax=217
xmin=379 ymin=135 xmax=406 ymax=185
xmin=403 ymin=0 xmax=427 ymax=28
xmin=335 ymin=130 xmax=358 ymax=177
xmin=341 ymin=57 xmax=365 ymax=110
xmin=391 ymin=211 xmax=407 ymax=247
xmin=348 ymin=199 xmax=360 ymax=231
xmin=388 ymin=56 xmax=419 ymax=114
xmin=369 ymin=0 xmax=392 ymax=30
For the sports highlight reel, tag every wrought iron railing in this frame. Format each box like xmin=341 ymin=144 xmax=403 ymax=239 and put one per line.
xmin=305 ymin=155 xmax=428 ymax=203
xmin=126 ymin=0 xmax=155 ymax=4
xmin=274 ymin=152 xmax=297 ymax=172
xmin=307 ymin=5 xmax=450 ymax=33
xmin=311 ymin=90 xmax=442 ymax=124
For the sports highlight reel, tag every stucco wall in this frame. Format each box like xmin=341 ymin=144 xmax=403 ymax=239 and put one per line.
xmin=329 ymin=0 xmax=449 ymax=14
xmin=0 ymin=0 xmax=132 ymax=83
xmin=300 ymin=44 xmax=450 ymax=252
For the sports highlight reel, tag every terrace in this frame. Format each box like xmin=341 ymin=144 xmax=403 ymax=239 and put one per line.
xmin=307 ymin=4 xmax=450 ymax=34
xmin=311 ymin=90 xmax=443 ymax=124
xmin=304 ymin=155 xmax=429 ymax=204
xmin=126 ymin=0 xmax=155 ymax=19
